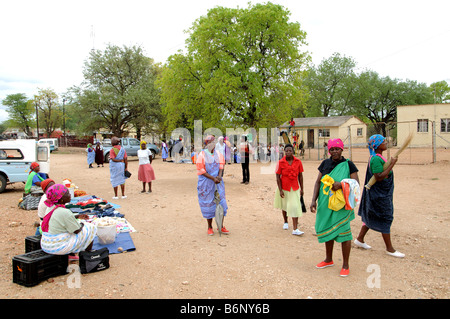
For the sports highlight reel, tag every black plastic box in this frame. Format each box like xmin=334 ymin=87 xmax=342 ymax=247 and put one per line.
xmin=12 ymin=249 xmax=68 ymax=287
xmin=25 ymin=235 xmax=42 ymax=253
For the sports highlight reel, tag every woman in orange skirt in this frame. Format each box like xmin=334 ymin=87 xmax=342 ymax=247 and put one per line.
xmin=138 ymin=141 xmax=156 ymax=193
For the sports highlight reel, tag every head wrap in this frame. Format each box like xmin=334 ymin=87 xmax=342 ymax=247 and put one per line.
xmin=44 ymin=184 xmax=69 ymax=208
xmin=40 ymin=179 xmax=55 ymax=193
xmin=327 ymin=138 xmax=344 ymax=151
xmin=368 ymin=134 xmax=385 ymax=156
xmin=204 ymin=135 xmax=215 ymax=145
xmin=140 ymin=140 xmax=147 ymax=149
xmin=41 ymin=184 xmax=69 ymax=233
xmin=29 ymin=162 xmax=39 ymax=174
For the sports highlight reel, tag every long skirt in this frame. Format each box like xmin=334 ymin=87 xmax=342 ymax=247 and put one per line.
xmin=138 ymin=164 xmax=156 ymax=182
xmin=41 ymin=222 xmax=97 ymax=255
xmin=274 ymin=188 xmax=303 ymax=218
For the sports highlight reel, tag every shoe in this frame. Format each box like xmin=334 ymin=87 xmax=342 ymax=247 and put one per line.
xmin=121 ymin=196 xmax=127 ymax=199
xmin=340 ymin=268 xmax=350 ymax=277
xmin=386 ymin=250 xmax=405 ymax=258
xmin=316 ymin=261 xmax=334 ymax=269
xmin=112 ymin=196 xmax=119 ymax=200
xmin=283 ymin=223 xmax=289 ymax=230
xmin=207 ymin=228 xmax=214 ymax=236
xmin=292 ymin=229 xmax=304 ymax=236
xmin=220 ymin=227 xmax=229 ymax=234
xmin=354 ymin=239 xmax=372 ymax=249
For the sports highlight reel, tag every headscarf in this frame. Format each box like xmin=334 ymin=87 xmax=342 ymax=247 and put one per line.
xmin=41 ymin=184 xmax=69 ymax=233
xmin=204 ymin=135 xmax=215 ymax=145
xmin=368 ymin=134 xmax=385 ymax=156
xmin=140 ymin=140 xmax=147 ymax=149
xmin=40 ymin=179 xmax=55 ymax=193
xmin=327 ymin=138 xmax=344 ymax=152
xmin=29 ymin=162 xmax=39 ymax=174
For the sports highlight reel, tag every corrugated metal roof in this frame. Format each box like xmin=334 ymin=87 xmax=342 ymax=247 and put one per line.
xmin=279 ymin=116 xmax=358 ymax=128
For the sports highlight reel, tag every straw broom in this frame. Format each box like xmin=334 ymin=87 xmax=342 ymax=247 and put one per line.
xmin=364 ymin=133 xmax=413 ymax=190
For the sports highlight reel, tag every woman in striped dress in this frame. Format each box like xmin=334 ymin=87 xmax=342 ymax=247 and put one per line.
xmin=40 ymin=184 xmax=97 ymax=258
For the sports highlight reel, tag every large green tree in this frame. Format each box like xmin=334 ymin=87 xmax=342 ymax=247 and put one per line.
xmin=429 ymin=80 xmax=450 ymax=103
xmin=159 ymin=2 xmax=309 ymax=131
xmin=1 ymin=93 xmax=35 ymax=137
xmin=72 ymin=44 xmax=161 ymax=137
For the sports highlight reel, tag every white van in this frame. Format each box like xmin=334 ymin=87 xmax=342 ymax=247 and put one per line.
xmin=0 ymin=140 xmax=50 ymax=193
xmin=39 ymin=138 xmax=59 ymax=152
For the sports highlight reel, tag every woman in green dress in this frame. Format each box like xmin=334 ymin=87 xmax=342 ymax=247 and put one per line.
xmin=310 ymin=138 xmax=359 ymax=277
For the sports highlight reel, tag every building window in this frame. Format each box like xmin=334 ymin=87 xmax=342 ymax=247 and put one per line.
xmin=357 ymin=128 xmax=363 ymax=136
xmin=441 ymin=118 xmax=450 ymax=133
xmin=417 ymin=119 xmax=428 ymax=133
xmin=318 ymin=129 xmax=330 ymax=137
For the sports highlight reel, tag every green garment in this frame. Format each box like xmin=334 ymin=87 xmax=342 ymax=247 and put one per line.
xmin=24 ymin=171 xmax=45 ymax=194
xmin=315 ymin=160 xmax=355 ymax=243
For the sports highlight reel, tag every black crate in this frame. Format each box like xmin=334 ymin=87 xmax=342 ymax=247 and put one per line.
xmin=12 ymin=249 xmax=68 ymax=287
xmin=25 ymin=235 xmax=42 ymax=253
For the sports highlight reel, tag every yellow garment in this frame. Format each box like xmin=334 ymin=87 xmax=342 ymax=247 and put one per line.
xmin=321 ymin=175 xmax=346 ymax=211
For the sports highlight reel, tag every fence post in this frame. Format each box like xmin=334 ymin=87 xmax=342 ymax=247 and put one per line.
xmin=432 ymin=121 xmax=436 ymax=163
xmin=348 ymin=126 xmax=352 ymax=161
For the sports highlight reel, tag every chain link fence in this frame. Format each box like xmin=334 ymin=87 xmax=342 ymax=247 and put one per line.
xmin=284 ymin=121 xmax=450 ymax=164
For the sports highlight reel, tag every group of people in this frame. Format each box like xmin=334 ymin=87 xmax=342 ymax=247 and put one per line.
xmin=24 ymin=132 xmax=403 ymax=276
xmin=86 ymin=142 xmax=105 ymax=168
xmin=197 ymin=133 xmax=404 ymax=277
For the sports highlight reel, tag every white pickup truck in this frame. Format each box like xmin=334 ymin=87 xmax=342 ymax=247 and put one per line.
xmin=0 ymin=139 xmax=50 ymax=193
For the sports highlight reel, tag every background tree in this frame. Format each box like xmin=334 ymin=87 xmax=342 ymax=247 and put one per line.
xmin=304 ymin=52 xmax=357 ymax=117
xmin=1 ymin=93 xmax=35 ymax=137
xmin=159 ymin=2 xmax=309 ymax=131
xmin=429 ymin=80 xmax=450 ymax=103
xmin=352 ymin=70 xmax=434 ymax=135
xmin=73 ymin=44 xmax=161 ymax=137
xmin=34 ymin=88 xmax=62 ymax=137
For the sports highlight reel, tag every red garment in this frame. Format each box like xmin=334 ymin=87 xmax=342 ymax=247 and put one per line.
xmin=276 ymin=156 xmax=304 ymax=191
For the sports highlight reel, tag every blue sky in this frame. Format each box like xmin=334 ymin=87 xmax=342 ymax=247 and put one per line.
xmin=1 ymin=0 xmax=449 ymax=123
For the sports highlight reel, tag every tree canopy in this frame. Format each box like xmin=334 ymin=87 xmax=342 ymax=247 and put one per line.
xmin=159 ymin=2 xmax=310 ymax=132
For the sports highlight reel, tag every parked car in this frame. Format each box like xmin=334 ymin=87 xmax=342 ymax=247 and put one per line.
xmin=0 ymin=139 xmax=50 ymax=193
xmin=39 ymin=138 xmax=59 ymax=152
xmin=102 ymin=137 xmax=159 ymax=162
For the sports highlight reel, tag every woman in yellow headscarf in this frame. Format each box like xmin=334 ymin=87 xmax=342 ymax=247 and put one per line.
xmin=137 ymin=140 xmax=156 ymax=193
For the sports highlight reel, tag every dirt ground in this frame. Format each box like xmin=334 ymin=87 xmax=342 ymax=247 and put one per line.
xmin=0 ymin=147 xmax=448 ymax=299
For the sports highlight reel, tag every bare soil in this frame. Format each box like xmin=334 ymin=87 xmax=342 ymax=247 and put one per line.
xmin=0 ymin=148 xmax=449 ymax=299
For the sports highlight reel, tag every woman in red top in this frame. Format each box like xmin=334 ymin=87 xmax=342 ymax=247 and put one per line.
xmin=274 ymin=144 xmax=305 ymax=235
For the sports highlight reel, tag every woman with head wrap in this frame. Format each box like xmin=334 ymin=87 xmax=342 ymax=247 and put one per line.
xmin=310 ymin=138 xmax=359 ymax=277
xmin=355 ymin=135 xmax=404 ymax=258
xmin=138 ymin=140 xmax=156 ymax=193
xmin=24 ymin=162 xmax=48 ymax=194
xmin=109 ymin=136 xmax=129 ymax=199
xmin=196 ymin=135 xmax=229 ymax=236
xmin=86 ymin=143 xmax=95 ymax=168
xmin=40 ymin=184 xmax=97 ymax=257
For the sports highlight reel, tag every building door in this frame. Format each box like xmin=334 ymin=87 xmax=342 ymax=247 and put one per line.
xmin=307 ymin=129 xmax=314 ymax=148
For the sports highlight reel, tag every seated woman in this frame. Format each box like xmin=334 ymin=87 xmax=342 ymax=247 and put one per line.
xmin=24 ymin=162 xmax=49 ymax=195
xmin=40 ymin=184 xmax=97 ymax=258
xmin=35 ymin=179 xmax=55 ymax=235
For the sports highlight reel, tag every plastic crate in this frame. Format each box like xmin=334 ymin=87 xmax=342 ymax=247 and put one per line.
xmin=12 ymin=249 xmax=68 ymax=287
xmin=25 ymin=235 xmax=42 ymax=253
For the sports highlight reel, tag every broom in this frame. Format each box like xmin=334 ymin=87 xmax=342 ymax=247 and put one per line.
xmin=364 ymin=132 xmax=413 ymax=190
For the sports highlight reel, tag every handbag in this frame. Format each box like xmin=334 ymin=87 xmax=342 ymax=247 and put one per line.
xmin=124 ymin=170 xmax=132 ymax=178
xmin=78 ymin=248 xmax=110 ymax=274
